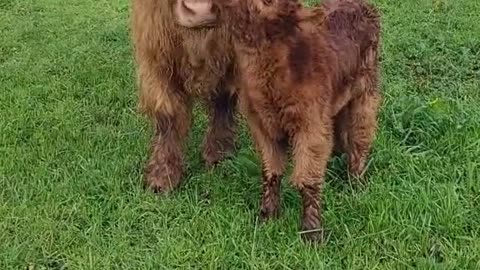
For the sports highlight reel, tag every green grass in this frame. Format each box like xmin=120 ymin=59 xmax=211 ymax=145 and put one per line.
xmin=1 ymin=0 xmax=480 ymax=268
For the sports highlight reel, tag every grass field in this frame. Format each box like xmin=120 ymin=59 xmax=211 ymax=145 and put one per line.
xmin=1 ymin=0 xmax=480 ymax=268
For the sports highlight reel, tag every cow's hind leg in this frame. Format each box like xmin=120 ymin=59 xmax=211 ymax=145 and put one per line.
xmin=202 ymin=82 xmax=238 ymax=168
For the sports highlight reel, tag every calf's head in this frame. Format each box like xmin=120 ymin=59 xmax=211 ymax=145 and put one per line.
xmin=212 ymin=0 xmax=301 ymax=22
xmin=175 ymin=0 xmax=218 ymax=28
xmin=212 ymin=0 xmax=302 ymax=43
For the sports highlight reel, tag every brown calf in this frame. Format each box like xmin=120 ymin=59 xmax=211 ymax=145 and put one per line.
xmin=213 ymin=0 xmax=382 ymax=242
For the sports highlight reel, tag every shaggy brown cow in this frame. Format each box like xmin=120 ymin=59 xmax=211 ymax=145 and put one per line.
xmin=212 ymin=0 xmax=382 ymax=242
xmin=130 ymin=0 xmax=238 ymax=192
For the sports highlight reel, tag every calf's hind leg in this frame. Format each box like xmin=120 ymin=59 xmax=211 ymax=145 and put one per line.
xmin=334 ymin=64 xmax=381 ymax=181
xmin=346 ymin=49 xmax=382 ymax=179
xmin=344 ymin=90 xmax=381 ymax=179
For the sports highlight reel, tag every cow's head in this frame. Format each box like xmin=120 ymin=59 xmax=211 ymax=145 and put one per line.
xmin=175 ymin=0 xmax=218 ymax=28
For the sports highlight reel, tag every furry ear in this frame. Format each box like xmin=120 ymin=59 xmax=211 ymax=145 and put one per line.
xmin=279 ymin=0 xmax=301 ymax=16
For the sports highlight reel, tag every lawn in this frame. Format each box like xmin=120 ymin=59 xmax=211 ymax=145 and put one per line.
xmin=1 ymin=0 xmax=480 ymax=268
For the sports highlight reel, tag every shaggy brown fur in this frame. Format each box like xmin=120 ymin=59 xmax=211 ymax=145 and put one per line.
xmin=213 ymin=0 xmax=382 ymax=242
xmin=130 ymin=0 xmax=239 ymax=192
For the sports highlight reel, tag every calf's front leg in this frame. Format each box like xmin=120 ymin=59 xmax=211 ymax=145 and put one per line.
xmin=291 ymin=124 xmax=333 ymax=243
xmin=245 ymin=114 xmax=287 ymax=223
